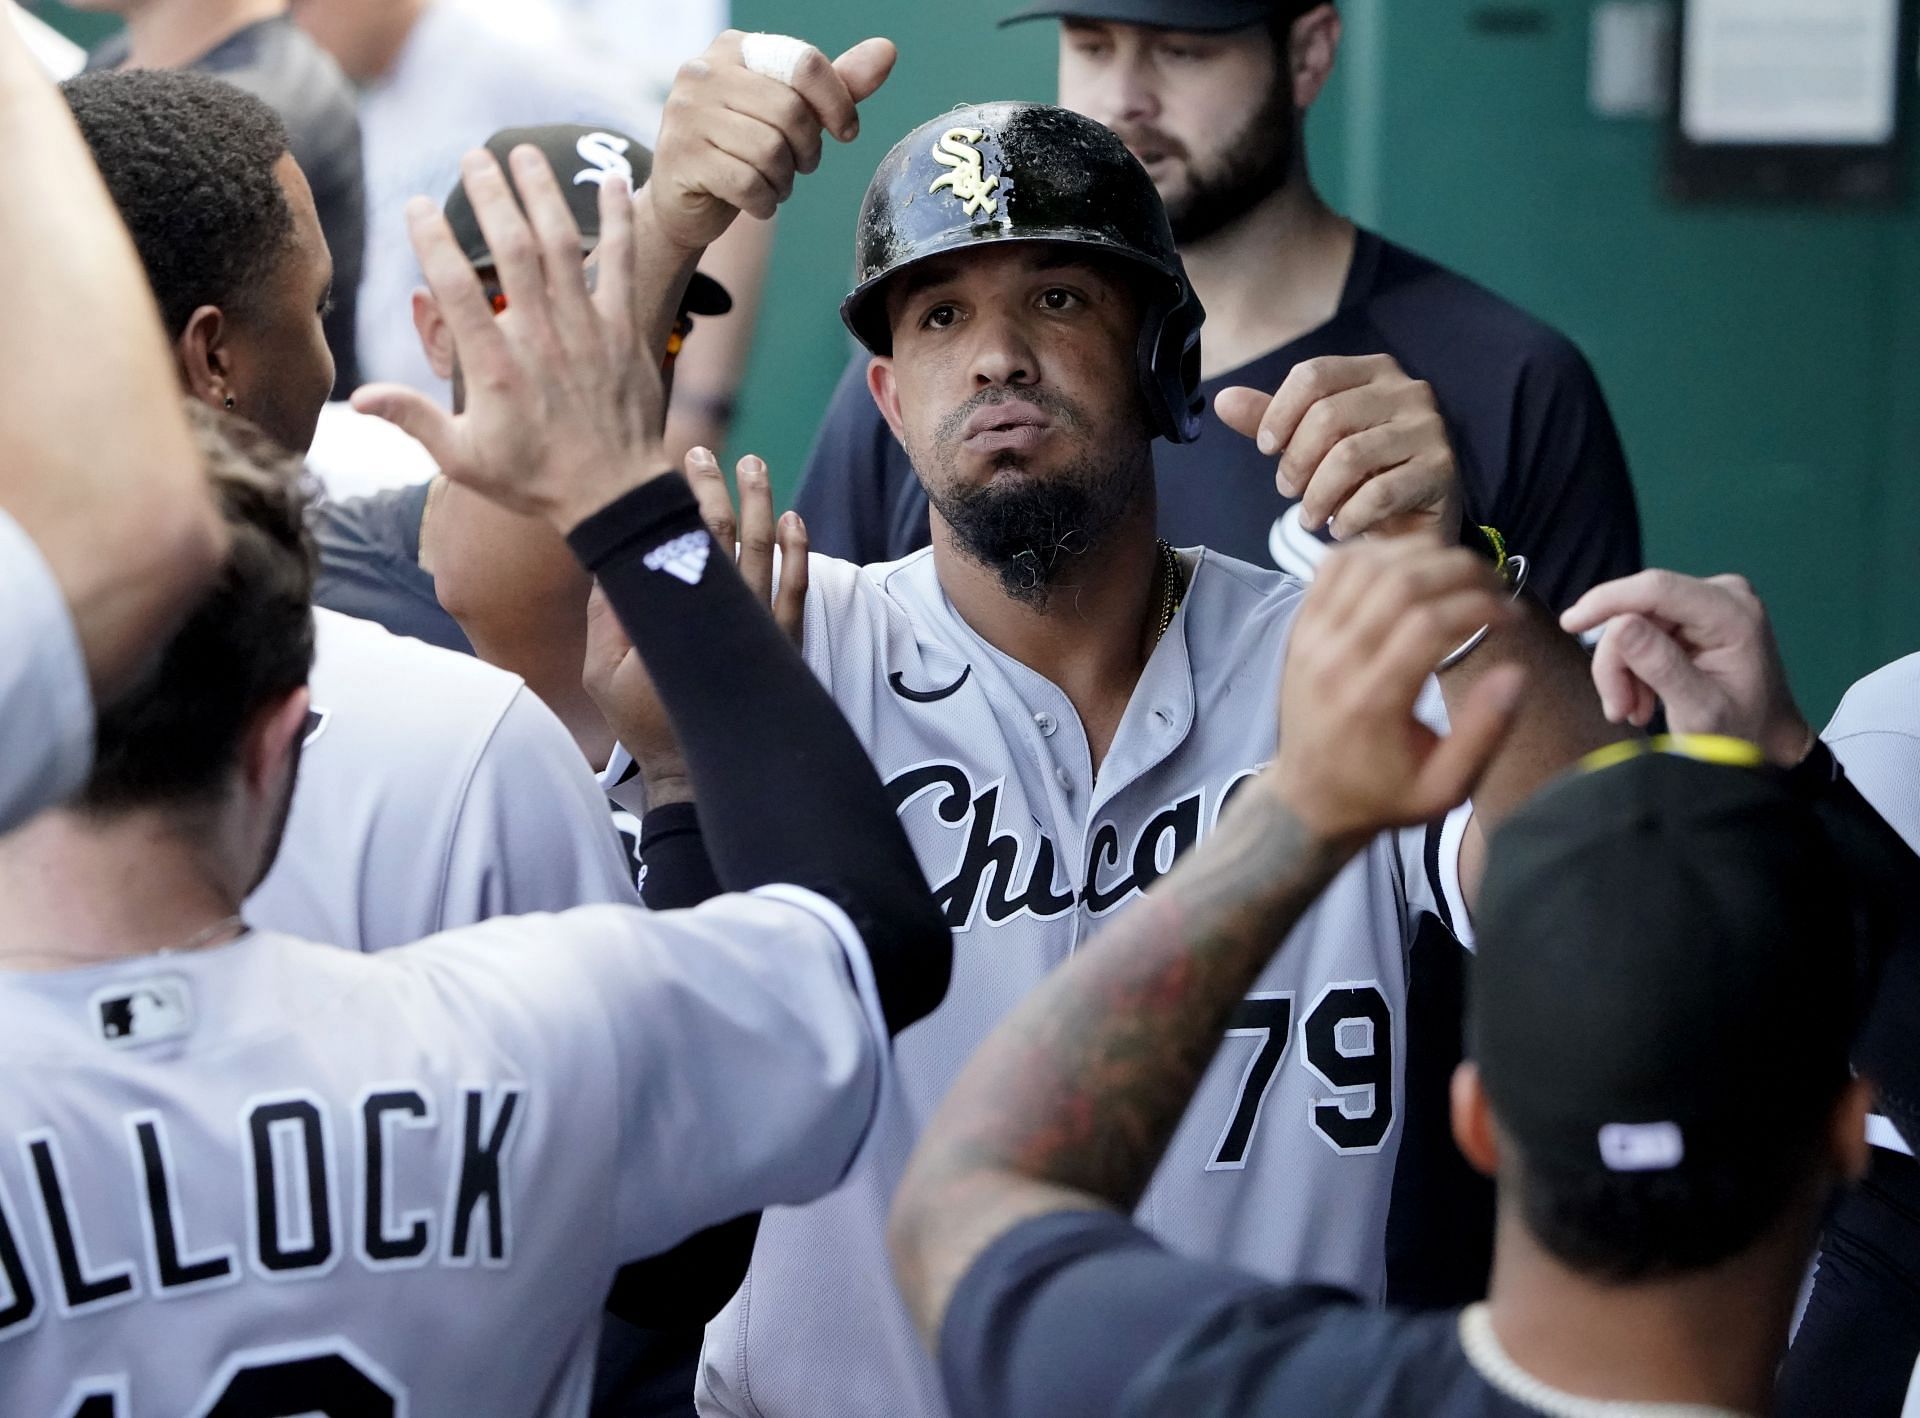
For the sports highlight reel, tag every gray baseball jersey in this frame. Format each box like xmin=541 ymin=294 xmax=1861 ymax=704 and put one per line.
xmin=689 ymin=547 xmax=1466 ymax=1418
xmin=248 ymin=608 xmax=638 ymax=952
xmin=0 ymin=885 xmax=887 ymax=1417
xmin=0 ymin=508 xmax=93 ymax=835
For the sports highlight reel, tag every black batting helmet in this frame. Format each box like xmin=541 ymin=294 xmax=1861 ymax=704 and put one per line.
xmin=840 ymin=102 xmax=1206 ymax=444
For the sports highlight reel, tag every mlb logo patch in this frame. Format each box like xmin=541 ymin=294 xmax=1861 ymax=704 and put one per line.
xmin=91 ymin=977 xmax=194 ymax=1049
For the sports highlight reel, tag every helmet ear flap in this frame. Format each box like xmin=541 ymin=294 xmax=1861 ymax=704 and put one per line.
xmin=1138 ymin=285 xmax=1206 ymax=444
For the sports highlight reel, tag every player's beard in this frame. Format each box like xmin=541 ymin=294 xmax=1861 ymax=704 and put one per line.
xmin=919 ymin=389 xmax=1154 ymax=610
xmin=1149 ymin=75 xmax=1298 ymax=246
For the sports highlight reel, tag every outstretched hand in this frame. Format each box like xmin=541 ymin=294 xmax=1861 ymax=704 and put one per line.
xmin=352 ymin=146 xmax=664 ymax=534
xmin=1560 ymin=569 xmax=1812 ymax=766
xmin=648 ymin=31 xmax=897 ymax=252
xmin=1270 ymin=540 xmax=1524 ymax=846
xmin=1216 ymin=355 xmax=1463 ymax=544
xmin=584 ymin=448 xmax=809 ymax=803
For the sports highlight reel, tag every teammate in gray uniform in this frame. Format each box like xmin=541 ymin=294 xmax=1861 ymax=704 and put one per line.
xmin=0 ymin=14 xmax=225 ymax=833
xmin=0 ymin=128 xmax=948 ymax=1416
xmin=61 ymin=69 xmax=641 ymax=950
xmin=401 ymin=32 xmax=1622 ymax=1416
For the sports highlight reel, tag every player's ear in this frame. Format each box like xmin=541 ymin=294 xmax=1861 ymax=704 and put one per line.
xmin=178 ymin=304 xmax=237 ymax=415
xmin=242 ymin=686 xmax=314 ymax=800
xmin=1451 ymin=1061 xmax=1501 ymax=1177
xmin=1288 ymin=4 xmax=1341 ymax=111
xmin=1831 ymin=1076 xmax=1875 ymax=1183
xmin=867 ymin=356 xmax=908 ymax=446
xmin=413 ymin=287 xmax=457 ymax=381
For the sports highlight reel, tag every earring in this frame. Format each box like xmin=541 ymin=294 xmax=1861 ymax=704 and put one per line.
xmin=223 ymin=396 xmax=236 ymax=410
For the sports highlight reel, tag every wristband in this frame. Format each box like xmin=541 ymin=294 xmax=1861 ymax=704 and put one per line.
xmin=565 ymin=471 xmax=698 ymax=572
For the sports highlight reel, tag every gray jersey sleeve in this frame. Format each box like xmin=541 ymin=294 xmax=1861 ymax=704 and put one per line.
xmin=0 ymin=509 xmax=92 ymax=833
xmin=402 ymin=885 xmax=888 ymax=1261
xmin=438 ymin=684 xmax=640 ymax=922
xmin=1827 ymin=653 xmax=1920 ymax=853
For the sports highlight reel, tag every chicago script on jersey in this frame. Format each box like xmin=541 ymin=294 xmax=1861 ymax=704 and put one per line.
xmin=0 ymin=1083 xmax=526 ymax=1336
xmin=887 ymin=761 xmax=1265 ymax=932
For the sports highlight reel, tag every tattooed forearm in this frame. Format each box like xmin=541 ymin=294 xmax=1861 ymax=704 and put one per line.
xmin=889 ymin=779 xmax=1355 ymax=1342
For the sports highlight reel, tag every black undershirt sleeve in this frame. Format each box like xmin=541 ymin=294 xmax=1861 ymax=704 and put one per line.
xmin=634 ymin=801 xmax=723 ymax=912
xmin=567 ymin=473 xmax=950 ymax=1036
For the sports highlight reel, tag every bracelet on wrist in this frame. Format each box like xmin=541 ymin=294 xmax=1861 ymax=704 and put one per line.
xmin=1438 ymin=527 xmax=1528 ymax=673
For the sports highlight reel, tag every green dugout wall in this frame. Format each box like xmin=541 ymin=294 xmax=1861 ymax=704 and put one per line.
xmin=40 ymin=1 xmax=1919 ymax=718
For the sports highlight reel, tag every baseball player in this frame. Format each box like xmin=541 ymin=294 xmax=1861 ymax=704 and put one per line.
xmin=793 ymin=0 xmax=1642 ymax=618
xmin=0 ymin=136 xmax=949 ymax=1416
xmin=0 ymin=15 xmax=225 ymax=834
xmin=61 ymin=69 xmax=643 ymax=952
xmin=891 ymin=539 xmax=1915 ymax=1414
xmin=396 ymin=32 xmax=1622 ymax=1416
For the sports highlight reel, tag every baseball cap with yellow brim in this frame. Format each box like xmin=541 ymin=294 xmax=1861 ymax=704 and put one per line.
xmin=442 ymin=124 xmax=732 ymax=318
xmin=1471 ymin=737 xmax=1860 ymax=1185
xmin=1000 ymin=0 xmax=1319 ymax=31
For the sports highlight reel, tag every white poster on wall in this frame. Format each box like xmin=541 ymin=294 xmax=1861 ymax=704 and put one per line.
xmin=1683 ymin=0 xmax=1903 ymax=145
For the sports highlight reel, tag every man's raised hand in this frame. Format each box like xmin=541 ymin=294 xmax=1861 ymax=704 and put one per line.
xmin=1269 ymin=540 xmax=1524 ymax=847
xmin=352 ymin=147 xmax=660 ymax=534
xmin=583 ymin=448 xmax=809 ymax=802
xmin=648 ymin=32 xmax=897 ymax=252
xmin=1216 ymin=355 xmax=1463 ymax=544
xmin=1560 ymin=570 xmax=1812 ymax=766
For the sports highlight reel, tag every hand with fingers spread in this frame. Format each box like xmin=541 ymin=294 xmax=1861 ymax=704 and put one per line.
xmin=1269 ymin=540 xmax=1526 ymax=846
xmin=1560 ymin=569 xmax=1811 ymax=766
xmin=1216 ymin=355 xmax=1463 ymax=544
xmin=648 ymin=31 xmax=898 ymax=252
xmin=352 ymin=145 xmax=660 ymax=534
xmin=584 ymin=448 xmax=810 ymax=802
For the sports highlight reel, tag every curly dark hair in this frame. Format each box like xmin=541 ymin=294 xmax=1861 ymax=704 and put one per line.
xmin=61 ymin=68 xmax=296 ymax=339
xmin=76 ymin=404 xmax=317 ymax=816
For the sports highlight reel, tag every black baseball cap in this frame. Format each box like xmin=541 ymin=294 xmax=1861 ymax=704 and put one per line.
xmin=1471 ymin=740 xmax=1858 ymax=1182
xmin=442 ymin=124 xmax=732 ymax=317
xmin=1000 ymin=0 xmax=1319 ymax=32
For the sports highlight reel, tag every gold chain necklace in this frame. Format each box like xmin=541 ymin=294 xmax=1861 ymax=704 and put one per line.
xmin=1153 ymin=540 xmax=1187 ymax=645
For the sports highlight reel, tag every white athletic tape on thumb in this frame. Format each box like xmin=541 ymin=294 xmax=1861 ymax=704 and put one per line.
xmin=740 ymin=32 xmax=813 ymax=87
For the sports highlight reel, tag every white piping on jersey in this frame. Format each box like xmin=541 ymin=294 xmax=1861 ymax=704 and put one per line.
xmin=1457 ymin=1305 xmax=1752 ymax=1418
xmin=1869 ymin=1114 xmax=1914 ymax=1157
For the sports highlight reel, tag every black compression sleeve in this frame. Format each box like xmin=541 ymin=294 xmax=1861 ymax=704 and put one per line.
xmin=568 ymin=474 xmax=950 ymax=1035
xmin=635 ymin=801 xmax=723 ymax=911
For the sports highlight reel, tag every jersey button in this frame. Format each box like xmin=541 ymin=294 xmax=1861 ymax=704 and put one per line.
xmin=1034 ymin=711 xmax=1058 ymax=737
xmin=1054 ymin=765 xmax=1073 ymax=792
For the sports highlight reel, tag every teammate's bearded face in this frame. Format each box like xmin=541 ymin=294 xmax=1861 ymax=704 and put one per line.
xmin=869 ymin=244 xmax=1154 ymax=606
xmin=221 ymin=156 xmax=337 ymax=456
xmin=1058 ymin=20 xmax=1297 ymax=245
